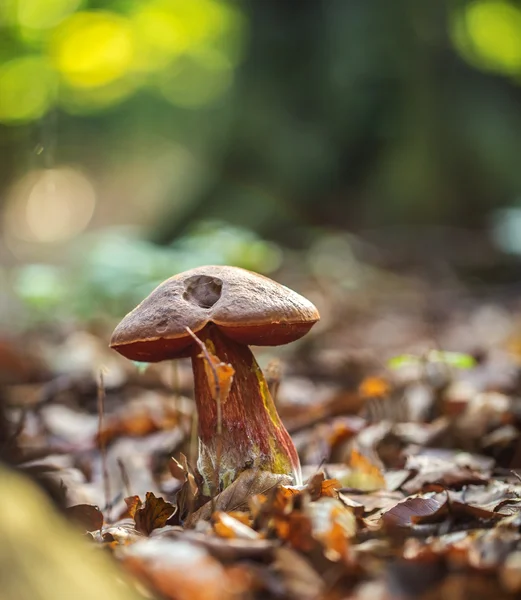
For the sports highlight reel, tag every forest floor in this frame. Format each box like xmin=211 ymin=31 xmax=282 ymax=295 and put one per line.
xmin=3 ymin=267 xmax=521 ymax=600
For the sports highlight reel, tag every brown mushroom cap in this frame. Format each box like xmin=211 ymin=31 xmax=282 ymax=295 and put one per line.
xmin=110 ymin=265 xmax=320 ymax=362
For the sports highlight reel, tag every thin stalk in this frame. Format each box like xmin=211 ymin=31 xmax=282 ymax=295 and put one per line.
xmin=97 ymin=371 xmax=111 ymax=525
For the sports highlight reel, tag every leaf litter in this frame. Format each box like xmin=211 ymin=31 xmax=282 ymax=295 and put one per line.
xmin=7 ymin=278 xmax=521 ymax=599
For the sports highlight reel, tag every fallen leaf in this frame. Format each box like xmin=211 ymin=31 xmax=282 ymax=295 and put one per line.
xmin=122 ymin=495 xmax=141 ymax=520
xmin=339 ymin=490 xmax=404 ymax=516
xmin=402 ymin=454 xmax=488 ymax=494
xmin=134 ymin=492 xmax=176 ymax=535
xmin=213 ymin=511 xmax=260 ymax=540
xmin=170 ymin=454 xmax=203 ymax=524
xmin=275 ymin=511 xmax=316 ymax=552
xmin=65 ymin=504 xmax=103 ymax=532
xmin=382 ymin=496 xmax=446 ymax=528
xmin=308 ymin=497 xmax=357 ymax=560
xmin=186 ymin=469 xmax=292 ymax=525
xmin=343 ymin=449 xmax=386 ymax=491
xmin=305 ymin=471 xmax=340 ymax=500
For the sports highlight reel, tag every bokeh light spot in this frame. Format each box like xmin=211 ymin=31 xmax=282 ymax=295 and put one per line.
xmin=0 ymin=56 xmax=56 ymax=124
xmin=131 ymin=2 xmax=187 ymax=72
xmin=16 ymin=0 xmax=82 ymax=30
xmin=51 ymin=11 xmax=134 ymax=88
xmin=451 ymin=0 xmax=521 ymax=76
xmin=4 ymin=168 xmax=96 ymax=243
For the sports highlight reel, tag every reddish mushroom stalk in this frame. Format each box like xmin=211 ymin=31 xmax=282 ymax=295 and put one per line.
xmin=110 ymin=265 xmax=319 ymax=494
xmin=192 ymin=324 xmax=300 ymax=491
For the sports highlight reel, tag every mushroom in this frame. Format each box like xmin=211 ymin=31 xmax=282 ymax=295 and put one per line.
xmin=110 ymin=265 xmax=320 ymax=493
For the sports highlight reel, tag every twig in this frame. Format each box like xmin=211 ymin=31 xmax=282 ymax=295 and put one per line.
xmin=185 ymin=327 xmax=223 ymax=500
xmin=511 ymin=470 xmax=521 ymax=484
xmin=190 ymin=411 xmax=199 ymax=469
xmin=1 ymin=408 xmax=27 ymax=456
xmin=117 ymin=458 xmax=132 ymax=498
xmin=97 ymin=371 xmax=111 ymax=525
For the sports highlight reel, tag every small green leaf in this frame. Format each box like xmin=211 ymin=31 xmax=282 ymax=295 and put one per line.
xmin=427 ymin=351 xmax=476 ymax=369
xmin=387 ymin=354 xmax=420 ymax=369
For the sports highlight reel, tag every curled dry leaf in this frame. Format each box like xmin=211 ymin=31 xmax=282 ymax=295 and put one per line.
xmin=200 ymin=348 xmax=235 ymax=405
xmin=381 ymin=496 xmax=446 ymax=528
xmin=134 ymin=492 xmax=176 ymax=536
xmin=305 ymin=471 xmax=341 ymax=500
xmin=92 ymin=520 xmax=142 ymax=546
xmin=170 ymin=453 xmax=203 ymax=524
xmin=341 ymin=490 xmax=404 ymax=518
xmin=121 ymin=495 xmax=141 ymax=520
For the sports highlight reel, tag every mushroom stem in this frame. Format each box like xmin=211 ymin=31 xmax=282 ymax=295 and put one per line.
xmin=191 ymin=324 xmax=301 ymax=493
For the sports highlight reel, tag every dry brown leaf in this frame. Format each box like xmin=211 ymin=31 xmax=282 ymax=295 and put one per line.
xmin=307 ymin=497 xmax=357 ymax=560
xmin=248 ymin=485 xmax=298 ymax=524
xmin=341 ymin=490 xmax=404 ymax=517
xmin=171 ymin=454 xmax=203 ymax=524
xmin=381 ymin=496 xmax=445 ymax=528
xmin=306 ymin=471 xmax=340 ymax=500
xmin=134 ymin=492 xmax=176 ymax=535
xmin=338 ymin=493 xmax=365 ymax=517
xmin=122 ymin=495 xmax=141 ymax=520
xmin=343 ymin=448 xmax=386 ymax=491
xmin=213 ymin=511 xmax=260 ymax=540
xmin=199 ymin=347 xmax=235 ymax=404
xmin=186 ymin=469 xmax=292 ymax=525
xmin=65 ymin=504 xmax=103 ymax=532
xmin=402 ymin=467 xmax=487 ymax=494
xmin=275 ymin=511 xmax=316 ymax=552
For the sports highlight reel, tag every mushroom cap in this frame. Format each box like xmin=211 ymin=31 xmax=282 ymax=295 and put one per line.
xmin=110 ymin=265 xmax=320 ymax=362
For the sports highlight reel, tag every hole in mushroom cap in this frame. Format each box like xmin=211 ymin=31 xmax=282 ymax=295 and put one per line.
xmin=183 ymin=275 xmax=223 ymax=309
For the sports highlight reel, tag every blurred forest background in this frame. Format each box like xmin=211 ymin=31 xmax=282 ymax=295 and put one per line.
xmin=2 ymin=0 xmax=521 ymax=331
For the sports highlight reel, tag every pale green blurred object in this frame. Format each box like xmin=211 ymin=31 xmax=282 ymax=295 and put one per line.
xmin=0 ymin=465 xmax=144 ymax=600
xmin=11 ymin=221 xmax=281 ymax=326
xmin=387 ymin=351 xmax=476 ymax=371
